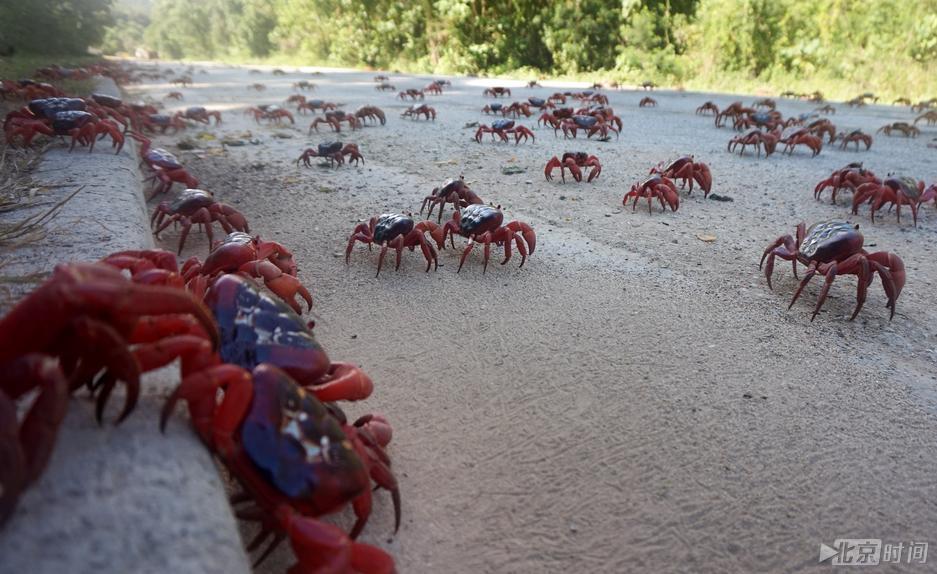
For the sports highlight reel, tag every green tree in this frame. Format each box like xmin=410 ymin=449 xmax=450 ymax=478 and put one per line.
xmin=0 ymin=0 xmax=114 ymax=55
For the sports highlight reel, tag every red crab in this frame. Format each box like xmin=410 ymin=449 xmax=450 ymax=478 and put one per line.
xmin=297 ymin=100 xmax=338 ymax=115
xmin=174 ymin=106 xmax=222 ymax=125
xmin=151 ymin=189 xmax=250 ymax=254
xmin=852 ymin=176 xmax=933 ymax=226
xmin=433 ymin=204 xmax=536 ymax=272
xmin=544 ymin=152 xmax=601 ymax=183
xmin=482 ymin=103 xmax=504 ymax=115
xmin=814 ymin=163 xmax=879 ymax=204
xmin=483 ymin=87 xmax=511 ymax=98
xmin=501 ymin=102 xmax=532 ymax=118
xmin=760 ymin=220 xmax=905 ymax=320
xmin=180 ymin=232 xmax=313 ymax=314
xmin=346 ymin=213 xmax=440 ymax=276
xmin=639 ymin=97 xmax=657 ymax=107
xmin=575 ymin=106 xmax=622 ymax=131
xmin=140 ymin=113 xmax=187 ymax=135
xmin=420 ymin=176 xmax=484 ymax=222
xmin=297 ymin=142 xmax=363 ymax=168
xmin=397 ymin=89 xmax=424 ymax=101
xmin=727 ymin=129 xmax=778 ymax=157
xmin=714 ymin=102 xmax=754 ymax=128
xmin=696 ymin=102 xmax=719 ymax=116
xmin=753 ymin=98 xmax=776 ymax=110
xmin=836 ymin=129 xmax=873 ymax=151
xmin=474 ymin=120 xmax=534 ymax=144
xmin=245 ymin=105 xmax=294 ymax=125
xmin=558 ymin=115 xmax=618 ymax=140
xmin=309 ymin=110 xmax=360 ymax=133
xmin=129 ymin=133 xmax=200 ymax=197
xmin=0 ymin=261 xmax=218 ymax=527
xmin=537 ymin=107 xmax=573 ymax=129
xmin=354 ymin=106 xmax=386 ymax=126
xmin=165 ymin=91 xmax=184 ymax=100
xmin=423 ymin=83 xmax=443 ymax=95
xmin=401 ymin=105 xmax=436 ymax=120
xmin=649 ymin=156 xmax=712 ymax=198
xmin=160 ymin=274 xmax=399 ymax=572
xmin=779 ymin=127 xmax=823 ymax=156
xmin=623 ymin=175 xmax=680 ymax=213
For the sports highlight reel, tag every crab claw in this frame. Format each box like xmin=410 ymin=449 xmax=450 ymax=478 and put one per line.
xmin=279 ymin=509 xmax=396 ymax=574
xmin=239 ymin=260 xmax=313 ymax=313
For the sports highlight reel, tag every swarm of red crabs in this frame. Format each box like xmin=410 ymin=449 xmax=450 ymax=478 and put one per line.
xmin=760 ymin=221 xmax=905 ymax=321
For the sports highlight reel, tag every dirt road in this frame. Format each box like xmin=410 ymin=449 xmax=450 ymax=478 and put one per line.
xmin=126 ymin=63 xmax=937 ymax=573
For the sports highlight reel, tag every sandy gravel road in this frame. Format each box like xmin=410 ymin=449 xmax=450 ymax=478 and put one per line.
xmin=125 ymin=62 xmax=937 ymax=573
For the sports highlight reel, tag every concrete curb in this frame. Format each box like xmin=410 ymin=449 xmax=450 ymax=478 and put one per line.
xmin=0 ymin=78 xmax=251 ymax=574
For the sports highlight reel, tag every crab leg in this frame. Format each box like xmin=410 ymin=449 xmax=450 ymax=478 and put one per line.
xmin=809 ymin=261 xmax=840 ymax=321
xmin=759 ymin=234 xmax=797 ymax=289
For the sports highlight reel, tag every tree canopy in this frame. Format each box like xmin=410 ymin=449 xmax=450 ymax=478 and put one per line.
xmin=3 ymin=0 xmax=936 ymax=100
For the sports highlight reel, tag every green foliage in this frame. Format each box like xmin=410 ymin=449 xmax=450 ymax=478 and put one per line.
xmin=18 ymin=0 xmax=921 ymax=102
xmin=0 ymin=0 xmax=114 ymax=55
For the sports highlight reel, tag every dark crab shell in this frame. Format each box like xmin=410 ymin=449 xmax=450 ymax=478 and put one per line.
xmin=317 ymin=141 xmax=343 ymax=155
xmin=640 ymin=175 xmax=662 ymax=187
xmin=491 ymin=119 xmax=515 ymax=130
xmin=51 ymin=110 xmax=94 ymax=132
xmin=781 ymin=126 xmax=808 ymax=139
xmin=240 ymin=364 xmax=368 ymax=504
xmin=660 ymin=156 xmax=692 ymax=172
xmin=91 ymin=93 xmax=122 ymax=108
xmin=147 ymin=113 xmax=174 ymax=126
xmin=28 ymin=97 xmax=86 ymax=119
xmin=205 ymin=273 xmax=332 ymax=385
xmin=372 ymin=213 xmax=415 ymax=243
xmin=458 ymin=204 xmax=503 ymax=236
xmin=167 ymin=188 xmax=216 ymax=215
xmin=185 ymin=106 xmax=206 ymax=116
xmin=571 ymin=115 xmax=597 ymax=128
xmin=527 ymin=97 xmax=545 ymax=107
xmin=487 ymin=103 xmax=503 ymax=111
xmin=145 ymin=148 xmax=183 ymax=170
xmin=800 ymin=220 xmax=863 ymax=262
xmin=884 ymin=176 xmax=921 ymax=200
xmin=752 ymin=112 xmax=774 ymax=124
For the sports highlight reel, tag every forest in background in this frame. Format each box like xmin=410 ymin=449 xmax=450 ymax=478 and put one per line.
xmin=3 ymin=0 xmax=937 ymax=101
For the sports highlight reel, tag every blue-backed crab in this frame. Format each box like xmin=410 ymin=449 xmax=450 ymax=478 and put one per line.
xmin=557 ymin=115 xmax=618 ymax=139
xmin=474 ymin=119 xmax=534 ymax=144
xmin=420 ymin=176 xmax=484 ymax=222
xmin=346 ymin=213 xmax=440 ymax=276
xmin=296 ymin=142 xmax=363 ymax=167
xmin=434 ymin=204 xmax=536 ymax=272
xmin=760 ymin=221 xmax=905 ymax=321
xmin=151 ymin=189 xmax=250 ymax=254
xmin=159 ymin=274 xmax=399 ymax=570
